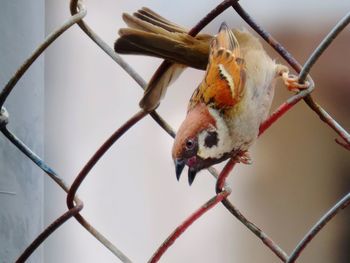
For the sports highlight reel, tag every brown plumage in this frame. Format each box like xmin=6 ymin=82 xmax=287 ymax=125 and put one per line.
xmin=115 ymin=8 xmax=307 ymax=185
xmin=189 ymin=23 xmax=246 ymax=112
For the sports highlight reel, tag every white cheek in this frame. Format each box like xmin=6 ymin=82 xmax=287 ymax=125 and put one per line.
xmin=197 ymin=110 xmax=233 ymax=159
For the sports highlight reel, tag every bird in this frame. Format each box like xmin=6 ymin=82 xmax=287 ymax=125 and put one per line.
xmin=115 ymin=8 xmax=307 ymax=185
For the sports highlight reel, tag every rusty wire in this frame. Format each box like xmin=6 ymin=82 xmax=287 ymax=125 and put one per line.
xmin=0 ymin=0 xmax=349 ymax=262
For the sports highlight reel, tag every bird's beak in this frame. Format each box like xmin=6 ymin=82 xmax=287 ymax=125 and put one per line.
xmin=188 ymin=168 xmax=197 ymax=186
xmin=175 ymin=159 xmax=185 ymax=181
xmin=175 ymin=158 xmax=199 ymax=186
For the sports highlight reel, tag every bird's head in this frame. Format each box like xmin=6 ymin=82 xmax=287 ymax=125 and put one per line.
xmin=172 ymin=103 xmax=233 ymax=185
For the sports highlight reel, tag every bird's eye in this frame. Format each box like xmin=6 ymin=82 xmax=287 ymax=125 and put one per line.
xmin=185 ymin=139 xmax=195 ymax=150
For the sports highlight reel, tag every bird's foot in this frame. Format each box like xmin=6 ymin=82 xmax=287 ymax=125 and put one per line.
xmin=277 ymin=65 xmax=309 ymax=92
xmin=236 ymin=151 xmax=252 ymax=165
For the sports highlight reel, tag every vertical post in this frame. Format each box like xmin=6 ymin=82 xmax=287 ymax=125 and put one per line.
xmin=0 ymin=1 xmax=44 ymax=262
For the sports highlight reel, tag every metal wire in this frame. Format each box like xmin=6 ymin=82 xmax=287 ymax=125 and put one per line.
xmin=0 ymin=0 xmax=349 ymax=262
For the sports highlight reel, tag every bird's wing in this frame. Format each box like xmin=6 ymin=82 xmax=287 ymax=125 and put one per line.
xmin=189 ymin=23 xmax=246 ymax=111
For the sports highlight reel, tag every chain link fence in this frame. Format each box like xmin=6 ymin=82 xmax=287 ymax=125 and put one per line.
xmin=0 ymin=0 xmax=349 ymax=262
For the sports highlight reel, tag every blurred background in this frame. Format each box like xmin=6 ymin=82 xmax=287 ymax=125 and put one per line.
xmin=1 ymin=0 xmax=349 ymax=262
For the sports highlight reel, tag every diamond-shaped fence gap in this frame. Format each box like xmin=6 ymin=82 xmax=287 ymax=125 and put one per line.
xmin=0 ymin=0 xmax=349 ymax=262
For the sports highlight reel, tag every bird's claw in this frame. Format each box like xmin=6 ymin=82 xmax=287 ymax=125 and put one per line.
xmin=236 ymin=151 xmax=252 ymax=165
xmin=277 ymin=65 xmax=309 ymax=92
xmin=282 ymin=72 xmax=309 ymax=92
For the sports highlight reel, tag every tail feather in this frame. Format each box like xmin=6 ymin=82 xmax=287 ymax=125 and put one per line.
xmin=115 ymin=10 xmax=210 ymax=70
xmin=122 ymin=13 xmax=172 ymax=37
xmin=135 ymin=7 xmax=187 ymax=33
xmin=115 ymin=8 xmax=207 ymax=111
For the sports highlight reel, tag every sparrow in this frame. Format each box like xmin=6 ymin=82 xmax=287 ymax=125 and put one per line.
xmin=115 ymin=8 xmax=307 ymax=185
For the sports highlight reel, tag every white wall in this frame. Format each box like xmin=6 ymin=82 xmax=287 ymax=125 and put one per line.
xmin=0 ymin=1 xmax=44 ymax=262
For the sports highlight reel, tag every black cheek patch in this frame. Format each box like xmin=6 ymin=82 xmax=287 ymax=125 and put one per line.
xmin=204 ymin=131 xmax=219 ymax=148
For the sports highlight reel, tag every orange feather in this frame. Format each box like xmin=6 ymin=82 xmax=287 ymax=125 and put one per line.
xmin=188 ymin=23 xmax=246 ymax=112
